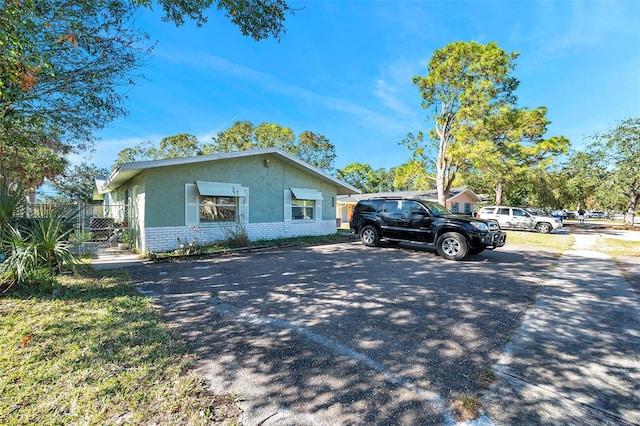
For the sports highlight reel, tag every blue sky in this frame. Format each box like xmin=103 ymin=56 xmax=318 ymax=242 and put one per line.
xmin=89 ymin=0 xmax=640 ymax=173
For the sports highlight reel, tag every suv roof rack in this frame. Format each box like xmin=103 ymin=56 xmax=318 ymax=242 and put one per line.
xmin=367 ymin=195 xmax=434 ymax=201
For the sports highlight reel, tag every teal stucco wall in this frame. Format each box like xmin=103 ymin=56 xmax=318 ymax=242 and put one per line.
xmin=118 ymin=154 xmax=337 ymax=228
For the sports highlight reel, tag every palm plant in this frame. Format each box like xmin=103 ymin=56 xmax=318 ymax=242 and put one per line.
xmin=1 ymin=199 xmax=82 ymax=290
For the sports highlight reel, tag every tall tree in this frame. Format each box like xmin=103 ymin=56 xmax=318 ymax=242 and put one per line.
xmin=336 ymin=163 xmax=382 ymax=193
xmin=392 ymin=160 xmax=434 ymax=191
xmin=254 ymin=122 xmax=295 ymax=149
xmin=1 ymin=0 xmax=293 ymax=188
xmin=294 ymin=131 xmax=336 ymax=171
xmin=114 ymin=141 xmax=155 ymax=166
xmin=1 ymin=0 xmax=150 ymax=187
xmin=0 ymin=131 xmax=68 ymax=191
xmin=114 ymin=135 xmax=202 ymax=165
xmin=209 ymin=121 xmax=336 ymax=172
xmin=557 ymin=150 xmax=606 ymax=209
xmin=148 ymin=133 xmax=202 ymax=159
xmin=589 ymin=118 xmax=640 ymax=225
xmin=210 ymin=121 xmax=257 ymax=152
xmin=406 ymin=41 xmax=519 ymax=205
xmin=49 ymin=163 xmax=109 ymax=203
xmin=465 ymin=106 xmax=569 ymax=205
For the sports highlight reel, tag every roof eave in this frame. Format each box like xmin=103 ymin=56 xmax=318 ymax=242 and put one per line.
xmin=97 ymin=148 xmax=361 ymax=195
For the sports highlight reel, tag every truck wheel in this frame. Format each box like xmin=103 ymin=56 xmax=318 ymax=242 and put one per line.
xmin=360 ymin=225 xmax=380 ymax=247
xmin=436 ymin=232 xmax=469 ymax=261
xmin=535 ymin=222 xmax=552 ymax=233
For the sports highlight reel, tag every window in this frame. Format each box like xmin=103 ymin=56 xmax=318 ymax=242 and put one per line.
xmin=381 ymin=201 xmax=398 ymax=214
xmin=200 ymin=196 xmax=236 ymax=222
xmin=400 ymin=201 xmax=426 ymax=215
xmin=497 ymin=208 xmax=510 ymax=215
xmin=292 ymin=199 xmax=314 ymax=220
xmin=186 ymin=182 xmax=248 ymax=225
xmin=285 ymin=188 xmax=323 ymax=221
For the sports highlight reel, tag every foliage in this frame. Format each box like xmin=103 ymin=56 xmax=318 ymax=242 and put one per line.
xmin=1 ymin=205 xmax=82 ymax=291
xmin=588 ymin=117 xmax=640 ymax=225
xmin=254 ymin=122 xmax=295 ymax=149
xmin=336 ymin=162 xmax=382 ymax=193
xmin=0 ymin=132 xmax=69 ymax=190
xmin=114 ymin=134 xmax=206 ymax=166
xmin=452 ymin=394 xmax=481 ymax=421
xmin=0 ymin=0 xmax=153 ymax=188
xmin=0 ymin=176 xmax=26 ymax=228
xmin=221 ymin=222 xmax=251 ymax=248
xmin=48 ymin=162 xmax=109 ymax=203
xmin=208 ymin=121 xmax=256 ymax=152
xmin=392 ymin=159 xmax=435 ymax=191
xmin=135 ymin=0 xmax=294 ymax=41
xmin=336 ymin=161 xmax=434 ymax=193
xmin=463 ymin=106 xmax=569 ymax=205
xmin=209 ymin=121 xmax=338 ymax=171
xmin=294 ymin=130 xmax=337 ymax=171
xmin=407 ymin=41 xmax=519 ymax=206
xmin=553 ymin=151 xmax=606 ymax=209
xmin=115 ymin=124 xmax=337 ymax=171
xmin=2 ymin=0 xmax=293 ymax=189
xmin=175 ymin=237 xmax=201 ymax=255
xmin=406 ymin=41 xmax=567 ymax=208
xmin=0 ymin=271 xmax=241 ymax=424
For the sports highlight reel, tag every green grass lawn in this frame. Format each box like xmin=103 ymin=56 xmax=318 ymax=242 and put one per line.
xmin=504 ymin=230 xmax=574 ymax=253
xmin=0 ymin=271 xmax=240 ymax=425
xmin=504 ymin=229 xmax=640 ymax=257
xmin=597 ymin=238 xmax=640 ymax=257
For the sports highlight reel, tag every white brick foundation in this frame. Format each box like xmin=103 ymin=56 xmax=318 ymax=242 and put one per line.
xmin=143 ymin=220 xmax=337 ymax=253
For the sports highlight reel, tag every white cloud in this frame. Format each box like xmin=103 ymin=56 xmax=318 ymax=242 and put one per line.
xmin=162 ymin=49 xmax=405 ymax=129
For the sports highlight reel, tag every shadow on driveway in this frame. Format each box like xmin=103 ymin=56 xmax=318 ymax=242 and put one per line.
xmin=129 ymin=242 xmax=559 ymax=425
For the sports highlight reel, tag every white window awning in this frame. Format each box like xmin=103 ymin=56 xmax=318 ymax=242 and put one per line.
xmin=291 ymin=187 xmax=323 ymax=200
xmin=196 ymin=181 xmax=247 ymax=197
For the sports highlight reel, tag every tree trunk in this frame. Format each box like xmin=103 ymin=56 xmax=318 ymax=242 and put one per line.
xmin=624 ymin=190 xmax=638 ymax=226
xmin=495 ymin=179 xmax=504 ymax=206
xmin=436 ymin=131 xmax=448 ymax=207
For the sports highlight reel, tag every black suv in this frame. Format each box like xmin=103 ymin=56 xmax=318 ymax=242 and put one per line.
xmin=350 ymin=197 xmax=506 ymax=260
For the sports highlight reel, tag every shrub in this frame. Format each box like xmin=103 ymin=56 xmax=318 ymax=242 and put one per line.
xmin=222 ymin=222 xmax=251 ymax=248
xmin=1 ymin=206 xmax=82 ymax=291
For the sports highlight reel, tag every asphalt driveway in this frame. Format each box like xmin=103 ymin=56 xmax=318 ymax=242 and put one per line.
xmin=129 ymin=241 xmax=560 ymax=425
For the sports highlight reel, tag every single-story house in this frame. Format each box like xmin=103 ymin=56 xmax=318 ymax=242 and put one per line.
xmin=336 ymin=187 xmax=481 ymax=229
xmin=93 ymin=148 xmax=360 ymax=253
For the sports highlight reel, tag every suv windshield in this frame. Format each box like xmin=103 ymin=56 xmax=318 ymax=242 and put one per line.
xmin=422 ymin=201 xmax=452 ymax=216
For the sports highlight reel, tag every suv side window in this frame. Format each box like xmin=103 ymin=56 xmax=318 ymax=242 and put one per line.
xmin=356 ymin=200 xmax=380 ymax=213
xmin=400 ymin=201 xmax=427 ymax=215
xmin=380 ymin=201 xmax=398 ymax=214
xmin=497 ymin=208 xmax=510 ymax=215
xmin=513 ymin=208 xmax=528 ymax=217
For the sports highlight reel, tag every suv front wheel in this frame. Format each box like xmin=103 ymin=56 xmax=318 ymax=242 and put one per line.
xmin=436 ymin=232 xmax=469 ymax=261
xmin=535 ymin=222 xmax=552 ymax=233
xmin=360 ymin=225 xmax=381 ymax=247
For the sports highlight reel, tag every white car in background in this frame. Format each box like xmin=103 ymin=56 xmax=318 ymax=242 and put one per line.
xmin=477 ymin=206 xmax=563 ymax=233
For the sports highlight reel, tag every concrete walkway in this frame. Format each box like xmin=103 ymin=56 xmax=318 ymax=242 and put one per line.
xmin=478 ymin=231 xmax=640 ymax=425
xmin=90 ymin=245 xmax=145 ymax=270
